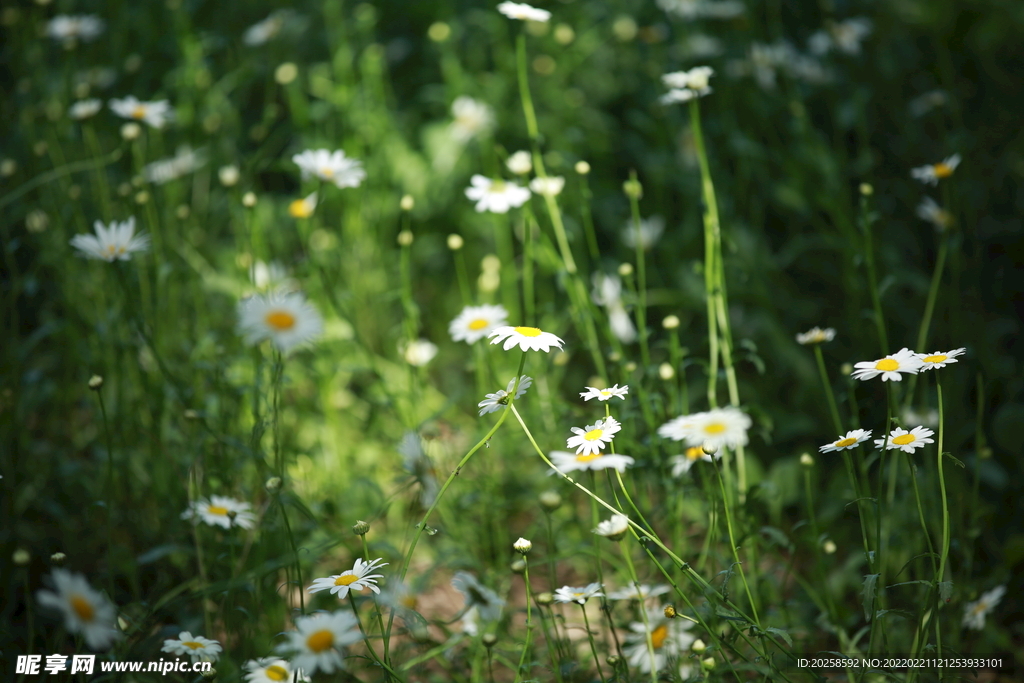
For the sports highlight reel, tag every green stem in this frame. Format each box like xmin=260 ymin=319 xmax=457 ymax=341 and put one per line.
xmin=362 ymin=535 xmax=390 ymax=664
xmin=814 ymin=345 xmax=844 ymax=434
xmin=711 ymin=454 xmax=760 ymax=625
xmin=96 ymin=387 xmax=116 ymax=594
xmin=860 ymin=191 xmax=890 ymax=355
xmin=581 ymin=602 xmax=608 ymax=683
xmin=512 ymin=557 xmax=534 ymax=683
xmin=934 ymin=374 xmax=950 ymax=657
xmin=619 ymin=539 xmax=658 ymax=683
xmin=627 ymin=170 xmax=651 ymax=369
xmin=904 ymin=236 xmax=949 ymax=411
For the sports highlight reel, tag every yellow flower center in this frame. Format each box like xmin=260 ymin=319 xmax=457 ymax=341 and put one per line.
xmin=835 ymin=437 xmax=858 ymax=448
xmin=576 ymin=453 xmax=601 ymax=462
xmin=131 ymin=105 xmax=147 ymax=119
xmin=183 ymin=641 xmax=204 ymax=650
xmin=892 ymin=434 xmax=916 ymax=446
xmin=933 ymin=163 xmax=953 ymax=178
xmin=686 ymin=446 xmax=704 ymax=461
xmin=306 ymin=629 xmax=334 ymax=653
xmin=334 ymin=574 xmax=360 ymax=586
xmin=289 ymin=198 xmax=314 ymax=218
xmin=107 ymin=244 xmax=117 ymax=254
xmin=265 ymin=310 xmax=297 ymax=331
xmin=401 ymin=595 xmax=418 ymax=609
xmin=875 ymin=358 xmax=899 ymax=372
xmin=703 ymin=422 xmax=726 ymax=435
xmin=651 ymin=624 xmax=669 ymax=649
xmin=207 ymin=505 xmax=229 ymax=516
xmin=971 ymin=601 xmax=987 ymax=616
xmin=513 ymin=326 xmax=542 ymax=337
xmin=468 ymin=318 xmax=490 ymax=330
xmin=320 ymin=167 xmax=334 ymax=178
xmin=70 ymin=594 xmax=95 ymax=622
xmin=583 ymin=428 xmax=604 ymax=441
xmin=923 ymin=354 xmax=947 ymax=364
xmin=265 ymin=665 xmax=289 ymax=682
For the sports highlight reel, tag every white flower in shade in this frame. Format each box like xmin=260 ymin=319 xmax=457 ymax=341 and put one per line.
xmin=450 ymin=96 xmax=495 ymax=142
xmin=580 ymin=384 xmax=629 ymax=402
xmin=181 ymin=496 xmax=256 ymax=530
xmin=669 ymin=446 xmax=713 ymax=476
xmin=962 ymin=585 xmax=1006 ymax=630
xmin=624 ymin=607 xmax=696 ymax=675
xmin=621 ymin=215 xmax=665 ymax=250
xmin=809 ymin=18 xmax=872 ymax=56
xmin=554 ymin=583 xmax=604 ymax=605
xmin=69 ymin=99 xmax=102 ymax=120
xmin=243 ymin=10 xmax=299 ymax=46
xmin=308 ymin=558 xmax=388 ymax=599
xmin=162 ymin=632 xmax=222 ymax=663
xmin=70 ymin=217 xmax=149 ymax=262
xmin=289 ymin=192 xmax=318 ymax=219
xmin=875 ymin=426 xmax=935 ymax=453
xmin=608 ymin=584 xmax=672 ymax=601
xmin=109 ymin=97 xmax=174 ymax=129
xmin=244 ymin=658 xmax=310 ymax=683
xmin=911 ymin=154 xmax=961 ymax=185
xmin=550 ymin=449 xmax=635 ymax=474
xmin=401 ymin=339 xmax=438 ymax=367
xmin=796 ymin=327 xmax=836 ymax=345
xmin=46 ymin=15 xmax=105 ymax=42
xmin=461 ymin=606 xmax=481 ymax=636
xmin=901 ymin=406 xmax=939 ymax=430
xmin=593 ymin=514 xmax=630 ymax=540
xmin=292 ymin=149 xmax=366 ymax=188
xmin=465 ymin=175 xmax=531 ymax=213
xmin=566 ymin=416 xmax=622 ymax=457
xmin=449 ymin=304 xmax=509 ymax=344
xmin=819 ymin=429 xmax=872 ymax=453
xmin=529 ymin=176 xmax=565 ymax=197
xmin=497 ymin=1 xmax=552 ymax=22
xmin=506 ymin=150 xmax=532 ymax=175
xmin=36 ymin=570 xmax=119 ymax=650
xmin=237 ymin=291 xmax=323 ymax=354
xmin=276 ymin=611 xmax=363 ymax=676
xmin=851 ymin=347 xmax=924 ymax=382
xmin=658 ymin=407 xmax=751 ymax=450
xmin=917 ymin=347 xmax=966 ymax=371
xmin=916 ymin=197 xmax=954 ymax=231
xmin=378 ymin=580 xmax=422 ymax=620
xmin=591 ymin=273 xmax=637 ymax=344
xmin=451 ymin=572 xmax=505 ymax=622
xmin=661 ymin=66 xmax=714 ymax=104
xmin=488 ymin=325 xmax=564 ymax=352
xmin=142 ymin=146 xmax=207 ymax=184
xmin=478 ymin=376 xmax=532 ymax=415
xmin=400 ymin=431 xmax=438 ymax=508
xmin=657 ymin=0 xmax=744 ymax=20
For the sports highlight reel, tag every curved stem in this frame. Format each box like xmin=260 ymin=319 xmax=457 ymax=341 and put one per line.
xmin=934 ymin=375 xmax=950 ymax=657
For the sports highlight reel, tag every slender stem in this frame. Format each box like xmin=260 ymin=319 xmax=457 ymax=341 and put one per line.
xmin=840 ymin=451 xmax=873 ymax=565
xmin=619 ymin=539 xmax=658 ymax=683
xmin=578 ymin=172 xmax=600 ymax=260
xmin=867 ymin=384 xmax=894 ymax=657
xmin=904 ymin=236 xmax=950 ymax=410
xmin=934 ymin=374 xmax=950 ymax=657
xmin=580 ymin=603 xmax=608 ymax=683
xmin=813 ymin=345 xmax=844 ymax=434
xmin=362 ymin=535 xmax=390 ymax=664
xmin=279 ymin=496 xmax=305 ymax=615
xmin=711 ymin=455 xmax=760 ymax=625
xmin=96 ymin=387 xmax=116 ymax=594
xmin=512 ymin=557 xmax=534 ymax=683
xmin=627 ymin=170 xmax=651 ymax=369
xmin=860 ymin=191 xmax=890 ymax=355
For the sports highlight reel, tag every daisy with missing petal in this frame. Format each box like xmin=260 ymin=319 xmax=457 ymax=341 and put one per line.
xmin=593 ymin=514 xmax=630 ymax=540
xmin=292 ymin=149 xmax=366 ymax=189
xmin=69 ymin=99 xmax=102 ymax=120
xmin=851 ymin=347 xmax=924 ymax=382
xmin=465 ymin=175 xmax=531 ymax=214
xmin=488 ymin=326 xmax=564 ymax=352
xmin=608 ymin=584 xmax=671 ymax=601
xmin=497 ymin=2 xmax=552 ymax=22
xmin=70 ymin=217 xmax=150 ymax=262
xmin=669 ymin=446 xmax=713 ymax=477
xmin=554 ymin=583 xmax=604 ymax=605
xmin=162 ymin=632 xmax=222 ymax=663
xmin=549 ymin=449 xmax=634 ymax=474
xmin=237 ymin=291 xmax=323 ymax=354
xmin=276 ymin=611 xmax=363 ymax=676
xmin=181 ymin=495 xmax=257 ymax=530
xmin=911 ymin=154 xmax=961 ymax=185
xmin=449 ymin=304 xmax=509 ymax=344
xmin=661 ymin=66 xmax=714 ymax=104
xmin=657 ymin=407 xmax=751 ymax=450
xmin=580 ymin=384 xmax=629 ymax=401
xmin=962 ymin=585 xmax=1006 ymax=630
xmin=875 ymin=426 xmax=935 ymax=453
xmin=478 ymin=376 xmax=532 ymax=415
xmin=796 ymin=327 xmax=836 ymax=345
xmin=623 ymin=607 xmax=696 ymax=675
xmin=819 ymin=429 xmax=872 ymax=453
xmin=917 ymin=347 xmax=966 ymax=371
xmin=244 ymin=658 xmax=310 ymax=683
xmin=289 ymin=192 xmax=318 ymax=218
xmin=451 ymin=572 xmax=505 ymax=622
xmin=567 ymin=416 xmax=622 ymax=457
xmin=109 ymin=97 xmax=174 ymax=129
xmin=308 ymin=558 xmax=388 ymax=599
xmin=36 ymin=570 xmax=119 ymax=650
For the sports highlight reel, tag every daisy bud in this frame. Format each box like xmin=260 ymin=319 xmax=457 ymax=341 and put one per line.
xmin=701 ymin=441 xmax=718 ymax=457
xmin=658 ymin=363 xmax=675 ymax=380
xmin=26 ymin=210 xmax=49 ymax=233
xmin=702 ymin=656 xmax=716 ymax=670
xmin=980 ymin=447 xmax=992 ymax=460
xmin=482 ymin=633 xmax=498 ymax=648
xmin=242 ymin=191 xmax=257 ymax=207
xmin=535 ymin=591 xmax=554 ymax=606
xmin=574 ymin=160 xmax=591 ymax=175
xmin=352 ymin=519 xmax=371 ymax=536
xmin=397 ymin=230 xmax=414 ymax=246
xmin=120 ymin=122 xmax=141 ymax=140
xmin=0 ymin=158 xmax=17 ymax=176
xmin=692 ymin=638 xmax=707 ymax=653
xmin=218 ymin=165 xmax=239 ymax=187
xmin=607 ymin=655 xmax=621 ymax=666
xmin=88 ymin=375 xmax=104 ymax=390
xmin=624 ymin=361 xmax=637 ymax=373
xmin=447 ymin=233 xmax=464 ymax=250
xmin=265 ymin=476 xmax=282 ymax=492
xmin=68 ymin=184 xmax=82 ymax=200
xmin=51 ymin=552 xmax=66 ymax=565
xmin=539 ymin=490 xmax=562 ymax=511
xmin=513 ymin=537 xmax=532 ymax=555
xmin=800 ymin=453 xmax=815 ymax=467
xmin=553 ymin=350 xmax=570 ymax=366
xmin=859 ymin=183 xmax=873 ymax=196
xmin=506 ymin=150 xmax=532 ymax=175
xmin=662 ymin=314 xmax=680 ymax=329
xmin=275 ymin=62 xmax=298 ymax=85
xmin=840 ymin=362 xmax=853 ymax=376
xmin=618 ymin=262 xmax=633 ymax=277
xmin=608 ymin=351 xmax=622 ymax=362
xmin=823 ymin=540 xmax=837 ymax=554
xmin=134 ymin=190 xmax=150 ymax=205
xmin=511 ymin=559 xmax=527 ymax=574
xmin=13 ymin=548 xmax=30 ymax=565
xmin=400 ymin=194 xmax=415 ymax=211
xmin=622 ymin=177 xmax=643 ymax=199
xmin=664 ymin=604 xmax=677 ymax=619
xmin=201 ymin=667 xmax=217 ymax=679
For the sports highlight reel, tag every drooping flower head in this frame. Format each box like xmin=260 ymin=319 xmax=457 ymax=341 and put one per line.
xmin=819 ymin=429 xmax=872 ymax=453
xmin=308 ymin=558 xmax=388 ymax=599
xmin=36 ymin=570 xmax=119 ymax=650
xmin=850 ymin=347 xmax=924 ymax=382
xmin=478 ymin=376 xmax=532 ymax=415
xmin=70 ymin=217 xmax=150 ymax=262
xmin=292 ymin=149 xmax=366 ymax=188
xmin=593 ymin=514 xmax=630 ymax=540
xmin=237 ymin=291 xmax=323 ymax=354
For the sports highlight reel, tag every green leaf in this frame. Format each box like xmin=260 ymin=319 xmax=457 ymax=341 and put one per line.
xmin=938 ymin=581 xmax=954 ymax=602
xmin=944 ymin=451 xmax=966 ymax=468
xmin=765 ymin=627 xmax=793 ymax=647
xmin=861 ymin=574 xmax=880 ymax=621
xmin=760 ymin=525 xmax=793 ymax=551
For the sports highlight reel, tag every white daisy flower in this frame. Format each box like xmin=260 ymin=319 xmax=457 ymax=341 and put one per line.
xmin=181 ymin=495 xmax=257 ymax=530
xmin=874 ymin=426 xmax=935 ymax=453
xmin=607 ymin=584 xmax=671 ymax=601
xmin=851 ymin=347 xmax=924 ymax=382
xmin=506 ymin=150 xmax=532 ymax=175
xmin=288 ymin=192 xmax=318 ymax=219
xmin=593 ymin=513 xmax=630 ymax=540
xmin=901 ymin=406 xmax=939 ymax=430
xmin=657 ymin=0 xmax=744 ymax=20
xmin=162 ymin=631 xmax=222 ymax=663
xmin=488 ymin=325 xmax=564 ymax=352
xmin=276 ymin=610 xmax=364 ymax=676
xmin=661 ymin=66 xmax=714 ymax=103
xmin=819 ymin=429 xmax=872 ymax=453
xmin=401 ymin=339 xmax=438 ymax=367
xmin=46 ymin=15 xmax=105 ymax=42
xmin=449 ymin=304 xmax=510 ymax=344
xmin=451 ymin=572 xmax=504 ymax=622
xmin=36 ymin=570 xmax=119 ymax=650
xmin=660 ymin=88 xmax=700 ymax=104
xmin=916 ymin=197 xmax=954 ymax=231
xmin=621 ymin=215 xmax=665 ymax=250
xmin=566 ymin=416 xmax=622 ymax=457
xmin=962 ymin=585 xmax=1006 ymax=630
xmin=450 ymin=96 xmax=495 ymax=142
xmin=464 ymin=175 xmax=531 ymax=214
xmin=809 ymin=18 xmax=872 ymax=56
xmin=554 ymin=583 xmax=604 ymax=605
xmin=243 ymin=10 xmax=298 ymax=46
xmin=580 ymin=384 xmax=629 ymax=401
xmin=400 ymin=431 xmax=438 ymax=508
xmin=244 ymin=658 xmax=310 ymax=683
xmin=70 ymin=217 xmax=149 ymax=262
xmin=917 ymin=347 xmax=966 ymax=371
xmin=911 ymin=154 xmax=961 ymax=185
xmin=497 ymin=1 xmax=552 ymax=22
xmin=796 ymin=327 xmax=836 ymax=345
xmin=478 ymin=376 xmax=532 ymax=415
xmin=69 ymin=99 xmax=102 ymax=120
xmin=657 ymin=407 xmax=752 ymax=450
xmin=669 ymin=446 xmax=713 ymax=477
xmin=549 ymin=449 xmax=635 ymax=474
xmin=142 ymin=146 xmax=207 ymax=185
xmin=529 ymin=176 xmax=565 ymax=197
xmin=591 ymin=273 xmax=637 ymax=344
xmin=378 ymin=580 xmax=422 ymax=620
xmin=623 ymin=607 xmax=696 ymax=675
xmin=109 ymin=97 xmax=174 ymax=129
xmin=237 ymin=291 xmax=323 ymax=354
xmin=308 ymin=557 xmax=388 ymax=599
xmin=292 ymin=149 xmax=366 ymax=188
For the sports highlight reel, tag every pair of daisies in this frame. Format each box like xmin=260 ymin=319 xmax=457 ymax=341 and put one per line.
xmin=851 ymin=346 xmax=965 ymax=381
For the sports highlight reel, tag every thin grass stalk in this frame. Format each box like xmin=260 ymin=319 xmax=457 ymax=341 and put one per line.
xmin=512 ymin=557 xmax=534 ymax=683
xmin=626 ymin=170 xmax=651 ymax=369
